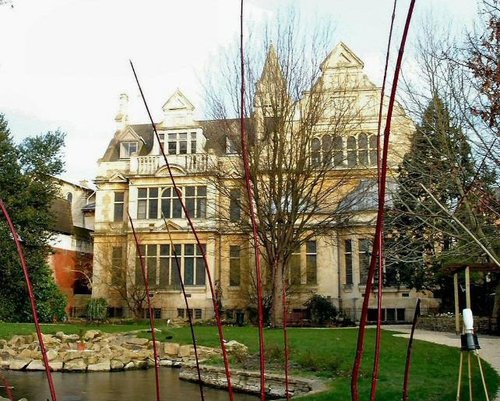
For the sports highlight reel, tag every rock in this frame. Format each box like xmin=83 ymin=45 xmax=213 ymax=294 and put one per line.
xmin=18 ymin=349 xmax=32 ymax=359
xmin=135 ymin=360 xmax=148 ymax=369
xmin=9 ymin=359 xmax=31 ymax=370
xmin=125 ymin=337 xmax=149 ymax=347
xmin=83 ymin=330 xmax=101 ymax=341
xmin=64 ymin=358 xmax=87 ymax=372
xmin=164 ymin=342 xmax=180 ymax=357
xmin=225 ymin=340 xmax=248 ymax=358
xmin=64 ymin=334 xmax=80 ymax=342
xmin=159 ymin=359 xmax=174 ymax=367
xmin=41 ymin=334 xmax=61 ymax=345
xmin=55 ymin=331 xmax=65 ymax=340
xmin=26 ymin=360 xmax=46 ymax=371
xmin=178 ymin=345 xmax=191 ymax=357
xmin=124 ymin=361 xmax=135 ymax=370
xmin=63 ymin=350 xmax=83 ymax=362
xmin=46 ymin=349 xmax=58 ymax=361
xmin=8 ymin=335 xmax=26 ymax=347
xmin=49 ymin=361 xmax=63 ymax=371
xmin=110 ymin=359 xmax=124 ymax=371
xmin=87 ymin=360 xmax=111 ymax=372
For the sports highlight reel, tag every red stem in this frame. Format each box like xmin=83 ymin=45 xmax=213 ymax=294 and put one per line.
xmin=0 ymin=199 xmax=58 ymax=401
xmin=370 ymin=2 xmax=398 ymax=400
xmin=0 ymin=373 xmax=14 ymax=401
xmin=129 ymin=61 xmax=234 ymax=401
xmin=282 ymin=281 xmax=290 ymax=401
xmin=239 ymin=1 xmax=267 ymax=400
xmin=128 ymin=213 xmax=161 ymax=401
xmin=351 ymin=1 xmax=416 ymax=400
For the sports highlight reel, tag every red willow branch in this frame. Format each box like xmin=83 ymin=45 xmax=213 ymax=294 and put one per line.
xmin=351 ymin=1 xmax=417 ymax=400
xmin=371 ymin=1 xmax=398 ymax=400
xmin=129 ymin=60 xmax=235 ymax=401
xmin=239 ymin=1 xmax=267 ymax=400
xmin=128 ymin=213 xmax=161 ymax=401
xmin=0 ymin=199 xmax=58 ymax=401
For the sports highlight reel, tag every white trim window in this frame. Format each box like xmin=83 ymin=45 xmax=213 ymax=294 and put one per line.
xmin=120 ymin=141 xmax=138 ymax=158
xmin=159 ymin=132 xmax=197 ymax=155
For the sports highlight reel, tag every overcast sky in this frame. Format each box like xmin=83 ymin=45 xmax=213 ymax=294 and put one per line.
xmin=0 ymin=0 xmax=479 ymax=186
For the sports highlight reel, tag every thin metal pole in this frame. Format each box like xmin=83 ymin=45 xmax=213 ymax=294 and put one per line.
xmin=0 ymin=199 xmax=58 ymax=401
xmin=468 ymin=352 xmax=472 ymax=401
xmin=128 ymin=213 xmax=161 ymax=401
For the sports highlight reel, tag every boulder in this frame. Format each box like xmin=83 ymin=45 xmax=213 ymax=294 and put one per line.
xmin=178 ymin=345 xmax=191 ymax=358
xmin=49 ymin=361 xmax=63 ymax=371
xmin=125 ymin=337 xmax=149 ymax=347
xmin=46 ymin=349 xmax=58 ymax=361
xmin=83 ymin=330 xmax=101 ymax=341
xmin=26 ymin=360 xmax=46 ymax=371
xmin=225 ymin=340 xmax=248 ymax=358
xmin=9 ymin=359 xmax=31 ymax=370
xmin=64 ymin=358 xmax=87 ymax=372
xmin=88 ymin=360 xmax=111 ymax=372
xmin=124 ymin=361 xmax=135 ymax=370
xmin=110 ymin=359 xmax=124 ymax=371
xmin=164 ymin=342 xmax=180 ymax=357
xmin=8 ymin=335 xmax=26 ymax=347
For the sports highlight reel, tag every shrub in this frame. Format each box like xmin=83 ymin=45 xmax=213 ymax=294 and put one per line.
xmin=304 ymin=294 xmax=336 ymax=326
xmin=87 ymin=298 xmax=108 ymax=322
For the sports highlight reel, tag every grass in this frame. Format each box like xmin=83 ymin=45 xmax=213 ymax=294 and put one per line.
xmin=0 ymin=322 xmax=498 ymax=401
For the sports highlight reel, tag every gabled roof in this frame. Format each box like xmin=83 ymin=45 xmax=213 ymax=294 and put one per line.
xmin=162 ymin=89 xmax=195 ymax=112
xmin=100 ymin=124 xmax=155 ymax=162
xmin=320 ymin=42 xmax=364 ymax=71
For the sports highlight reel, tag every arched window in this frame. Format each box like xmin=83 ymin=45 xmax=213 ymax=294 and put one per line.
xmin=322 ymin=134 xmax=332 ymax=165
xmin=347 ymin=136 xmax=357 ymax=167
xmin=369 ymin=134 xmax=378 ymax=166
xmin=333 ymin=136 xmax=344 ymax=167
xmin=311 ymin=138 xmax=321 ymax=167
xmin=358 ymin=133 xmax=368 ymax=165
xmin=66 ymin=192 xmax=73 ymax=203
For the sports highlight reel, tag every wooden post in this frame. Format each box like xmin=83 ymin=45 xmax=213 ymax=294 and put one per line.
xmin=465 ymin=266 xmax=471 ymax=310
xmin=454 ymin=272 xmax=460 ymax=334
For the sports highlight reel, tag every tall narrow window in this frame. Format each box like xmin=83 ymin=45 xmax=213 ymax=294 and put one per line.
xmin=347 ymin=136 xmax=357 ymax=167
xmin=345 ymin=239 xmax=353 ymax=285
xmin=333 ymin=136 xmax=344 ymax=167
xmin=359 ymin=239 xmax=371 ymax=285
xmin=159 ymin=244 xmax=170 ymax=289
xmin=185 ymin=186 xmax=207 ymax=218
xmin=322 ymin=135 xmax=332 ymax=166
xmin=111 ymin=246 xmax=124 ymax=286
xmin=137 ymin=188 xmax=158 ymax=219
xmin=311 ymin=138 xmax=321 ymax=167
xmin=306 ymin=241 xmax=317 ymax=285
xmin=184 ymin=244 xmax=206 ymax=286
xmin=290 ymin=248 xmax=301 ymax=285
xmin=113 ymin=192 xmax=124 ymax=222
xmin=229 ymin=245 xmax=241 ymax=286
xmin=369 ymin=134 xmax=378 ymax=166
xmin=146 ymin=245 xmax=157 ymax=288
xmin=190 ymin=132 xmax=197 ymax=153
xmin=229 ymin=189 xmax=241 ymax=222
xmin=358 ymin=133 xmax=368 ymax=165
xmin=120 ymin=141 xmax=138 ymax=158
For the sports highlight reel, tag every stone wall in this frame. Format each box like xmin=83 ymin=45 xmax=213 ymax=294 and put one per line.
xmin=0 ymin=330 xmax=220 ymax=373
xmin=418 ymin=316 xmax=498 ymax=335
xmin=179 ymin=364 xmax=315 ymax=399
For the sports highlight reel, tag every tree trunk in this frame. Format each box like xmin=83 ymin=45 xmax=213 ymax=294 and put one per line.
xmin=270 ymin=260 xmax=285 ymax=327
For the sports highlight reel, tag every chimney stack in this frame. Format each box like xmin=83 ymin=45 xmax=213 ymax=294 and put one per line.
xmin=115 ymin=93 xmax=129 ymax=130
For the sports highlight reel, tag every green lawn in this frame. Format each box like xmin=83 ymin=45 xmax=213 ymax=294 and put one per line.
xmin=0 ymin=322 xmax=497 ymax=401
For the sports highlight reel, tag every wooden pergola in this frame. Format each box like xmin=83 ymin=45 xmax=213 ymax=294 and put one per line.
xmin=444 ymin=263 xmax=500 ymax=334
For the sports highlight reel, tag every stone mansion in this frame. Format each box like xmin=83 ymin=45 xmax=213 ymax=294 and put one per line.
xmin=91 ymin=42 xmax=438 ymax=323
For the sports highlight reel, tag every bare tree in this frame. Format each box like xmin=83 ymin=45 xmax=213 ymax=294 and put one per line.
xmin=93 ymin=238 xmax=147 ymax=319
xmin=204 ymin=11 xmax=383 ymax=326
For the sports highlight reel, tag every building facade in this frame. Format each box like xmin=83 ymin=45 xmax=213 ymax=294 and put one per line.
xmin=92 ymin=43 xmax=438 ymax=322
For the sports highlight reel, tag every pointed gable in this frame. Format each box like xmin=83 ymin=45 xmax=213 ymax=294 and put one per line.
xmin=320 ymin=42 xmax=364 ymax=71
xmin=162 ymin=89 xmax=195 ymax=112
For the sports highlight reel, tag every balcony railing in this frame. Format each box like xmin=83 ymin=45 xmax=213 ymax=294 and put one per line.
xmin=130 ymin=153 xmax=216 ymax=175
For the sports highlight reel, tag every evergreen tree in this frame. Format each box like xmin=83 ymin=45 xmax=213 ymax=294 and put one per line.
xmin=385 ymin=96 xmax=485 ymax=294
xmin=0 ymin=114 xmax=67 ymax=322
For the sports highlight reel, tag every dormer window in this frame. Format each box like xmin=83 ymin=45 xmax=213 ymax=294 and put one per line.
xmin=160 ymin=132 xmax=197 ymax=155
xmin=120 ymin=141 xmax=138 ymax=159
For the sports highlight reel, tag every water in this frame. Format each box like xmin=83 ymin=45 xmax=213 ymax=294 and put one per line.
xmin=2 ymin=369 xmax=258 ymax=401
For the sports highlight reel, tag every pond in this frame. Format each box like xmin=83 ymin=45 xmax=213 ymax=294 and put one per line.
xmin=2 ymin=369 xmax=259 ymax=401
